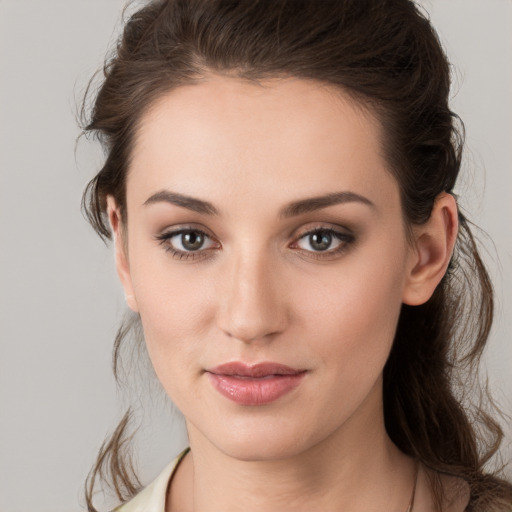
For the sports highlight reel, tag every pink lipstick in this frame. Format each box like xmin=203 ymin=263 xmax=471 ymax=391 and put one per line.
xmin=206 ymin=362 xmax=306 ymax=405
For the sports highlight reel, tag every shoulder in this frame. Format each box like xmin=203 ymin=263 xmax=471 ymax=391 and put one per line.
xmin=113 ymin=448 xmax=190 ymax=512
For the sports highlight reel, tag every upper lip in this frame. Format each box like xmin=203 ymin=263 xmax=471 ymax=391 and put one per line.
xmin=207 ymin=362 xmax=305 ymax=378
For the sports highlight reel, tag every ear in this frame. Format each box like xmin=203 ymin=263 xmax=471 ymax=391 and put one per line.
xmin=106 ymin=196 xmax=139 ymax=312
xmin=402 ymin=193 xmax=458 ymax=306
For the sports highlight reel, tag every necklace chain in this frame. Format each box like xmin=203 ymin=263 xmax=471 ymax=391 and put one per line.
xmin=406 ymin=461 xmax=419 ymax=512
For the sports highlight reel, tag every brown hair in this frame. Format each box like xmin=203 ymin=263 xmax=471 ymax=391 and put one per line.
xmin=81 ymin=0 xmax=512 ymax=510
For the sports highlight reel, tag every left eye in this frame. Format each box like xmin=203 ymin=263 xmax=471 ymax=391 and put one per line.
xmin=295 ymin=229 xmax=350 ymax=252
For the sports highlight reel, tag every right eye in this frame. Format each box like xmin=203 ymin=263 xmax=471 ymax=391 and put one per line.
xmin=155 ymin=228 xmax=220 ymax=260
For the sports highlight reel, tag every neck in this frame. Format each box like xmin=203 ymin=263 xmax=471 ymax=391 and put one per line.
xmin=169 ymin=381 xmax=416 ymax=512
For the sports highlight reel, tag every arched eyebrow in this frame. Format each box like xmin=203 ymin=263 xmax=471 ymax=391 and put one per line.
xmin=143 ymin=190 xmax=374 ymax=217
xmin=143 ymin=190 xmax=219 ymax=215
xmin=279 ymin=191 xmax=375 ymax=218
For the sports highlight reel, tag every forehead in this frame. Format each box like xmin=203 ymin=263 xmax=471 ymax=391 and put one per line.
xmin=128 ymin=75 xmax=398 ymax=214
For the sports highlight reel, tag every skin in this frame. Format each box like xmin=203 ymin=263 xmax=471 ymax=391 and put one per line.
xmin=108 ymin=75 xmax=461 ymax=511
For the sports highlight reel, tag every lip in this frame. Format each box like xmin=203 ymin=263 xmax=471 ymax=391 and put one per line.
xmin=206 ymin=362 xmax=307 ymax=406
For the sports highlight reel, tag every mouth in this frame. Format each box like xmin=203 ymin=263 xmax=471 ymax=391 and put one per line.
xmin=206 ymin=362 xmax=307 ymax=405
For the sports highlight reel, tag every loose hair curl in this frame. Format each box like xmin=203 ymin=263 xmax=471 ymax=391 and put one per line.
xmin=81 ymin=1 xmax=512 ymax=510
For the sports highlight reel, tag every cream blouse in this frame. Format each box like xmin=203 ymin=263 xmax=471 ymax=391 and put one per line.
xmin=114 ymin=448 xmax=190 ymax=512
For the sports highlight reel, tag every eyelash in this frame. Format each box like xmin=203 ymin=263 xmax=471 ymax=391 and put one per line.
xmin=291 ymin=226 xmax=355 ymax=261
xmin=155 ymin=228 xmax=219 ymax=261
xmin=154 ymin=226 xmax=355 ymax=262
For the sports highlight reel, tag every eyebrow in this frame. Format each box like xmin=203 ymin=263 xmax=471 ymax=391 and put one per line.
xmin=143 ymin=189 xmax=374 ymax=217
xmin=143 ymin=190 xmax=219 ymax=215
xmin=279 ymin=191 xmax=375 ymax=218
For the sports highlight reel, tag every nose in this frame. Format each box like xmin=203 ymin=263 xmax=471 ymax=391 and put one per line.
xmin=216 ymin=248 xmax=288 ymax=344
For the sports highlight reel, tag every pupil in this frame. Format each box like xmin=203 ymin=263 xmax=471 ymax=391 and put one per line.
xmin=182 ymin=232 xmax=204 ymax=251
xmin=310 ymin=231 xmax=332 ymax=251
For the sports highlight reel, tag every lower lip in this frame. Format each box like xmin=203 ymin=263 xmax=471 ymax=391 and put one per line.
xmin=207 ymin=372 xmax=306 ymax=405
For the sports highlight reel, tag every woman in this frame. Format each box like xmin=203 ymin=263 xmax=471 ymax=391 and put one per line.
xmin=82 ymin=0 xmax=512 ymax=511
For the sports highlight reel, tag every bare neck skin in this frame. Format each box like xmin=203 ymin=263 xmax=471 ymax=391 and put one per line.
xmin=167 ymin=378 xmax=417 ymax=512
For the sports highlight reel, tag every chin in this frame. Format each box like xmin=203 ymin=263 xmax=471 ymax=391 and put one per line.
xmin=202 ymin=413 xmax=328 ymax=463
xmin=220 ymin=438 xmax=309 ymax=462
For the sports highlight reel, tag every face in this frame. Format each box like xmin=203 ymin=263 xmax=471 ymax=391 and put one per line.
xmin=113 ymin=76 xmax=421 ymax=461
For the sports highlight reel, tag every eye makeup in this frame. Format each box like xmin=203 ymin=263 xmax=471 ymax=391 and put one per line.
xmin=154 ymin=222 xmax=356 ymax=263
xmin=154 ymin=226 xmax=221 ymax=261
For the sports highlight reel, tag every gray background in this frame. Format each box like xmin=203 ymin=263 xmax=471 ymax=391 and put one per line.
xmin=0 ymin=1 xmax=510 ymax=511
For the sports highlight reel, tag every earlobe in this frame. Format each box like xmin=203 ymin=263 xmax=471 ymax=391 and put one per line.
xmin=106 ymin=196 xmax=139 ymax=313
xmin=402 ymin=193 xmax=458 ymax=306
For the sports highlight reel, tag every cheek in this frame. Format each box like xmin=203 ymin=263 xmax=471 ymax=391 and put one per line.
xmin=127 ymin=249 xmax=217 ymax=382
xmin=294 ymin=244 xmax=407 ymax=376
